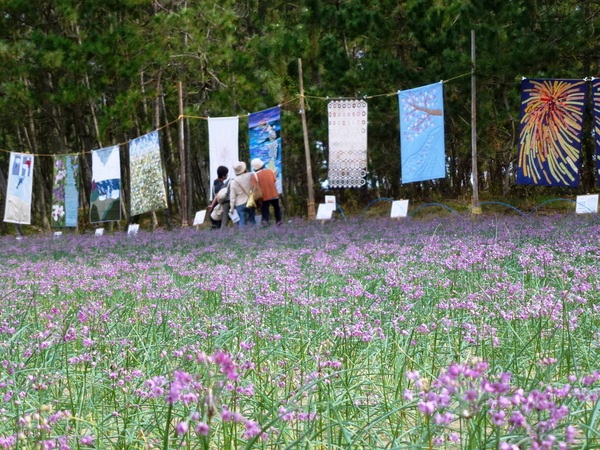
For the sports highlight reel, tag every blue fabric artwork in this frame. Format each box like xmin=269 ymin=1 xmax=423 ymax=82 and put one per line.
xmin=398 ymin=82 xmax=446 ymax=183
xmin=249 ymin=106 xmax=282 ymax=193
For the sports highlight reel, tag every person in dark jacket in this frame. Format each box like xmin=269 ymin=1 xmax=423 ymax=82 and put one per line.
xmin=208 ymin=166 xmax=230 ymax=229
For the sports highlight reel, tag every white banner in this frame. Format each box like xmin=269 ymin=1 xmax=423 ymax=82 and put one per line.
xmin=208 ymin=117 xmax=239 ymax=198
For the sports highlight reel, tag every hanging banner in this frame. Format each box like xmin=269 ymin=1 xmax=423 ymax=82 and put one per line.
xmin=249 ymin=106 xmax=283 ymax=193
xmin=51 ymin=154 xmax=79 ymax=227
xmin=4 ymin=152 xmax=34 ymax=224
xmin=129 ymin=130 xmax=167 ymax=216
xmin=517 ymin=79 xmax=586 ymax=187
xmin=208 ymin=116 xmax=239 ymax=197
xmin=398 ymin=81 xmax=446 ymax=184
xmin=593 ymin=78 xmax=600 ymax=187
xmin=91 ymin=145 xmax=121 ymax=223
xmin=327 ymin=100 xmax=368 ymax=188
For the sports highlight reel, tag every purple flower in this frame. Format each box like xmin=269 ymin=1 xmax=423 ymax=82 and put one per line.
xmin=81 ymin=435 xmax=94 ymax=446
xmin=195 ymin=422 xmax=209 ymax=435
xmin=176 ymin=421 xmax=188 ymax=435
xmin=418 ymin=401 xmax=436 ymax=415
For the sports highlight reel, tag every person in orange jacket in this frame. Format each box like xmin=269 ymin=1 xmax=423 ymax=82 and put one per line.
xmin=251 ymin=158 xmax=282 ymax=226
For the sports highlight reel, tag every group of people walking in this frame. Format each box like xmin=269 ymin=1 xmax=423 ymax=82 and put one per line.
xmin=208 ymin=158 xmax=282 ymax=229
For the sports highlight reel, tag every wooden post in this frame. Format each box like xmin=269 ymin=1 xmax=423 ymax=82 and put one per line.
xmin=178 ymin=81 xmax=188 ymax=226
xmin=471 ymin=30 xmax=481 ymax=215
xmin=298 ymin=58 xmax=316 ymax=220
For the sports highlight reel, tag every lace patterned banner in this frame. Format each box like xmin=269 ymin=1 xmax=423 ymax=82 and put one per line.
xmin=517 ymin=79 xmax=586 ymax=187
xmin=327 ymin=100 xmax=368 ymax=188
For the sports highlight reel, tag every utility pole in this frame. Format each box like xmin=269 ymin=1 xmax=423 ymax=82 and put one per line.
xmin=471 ymin=30 xmax=481 ymax=214
xmin=178 ymin=81 xmax=188 ymax=226
xmin=298 ymin=58 xmax=316 ymax=220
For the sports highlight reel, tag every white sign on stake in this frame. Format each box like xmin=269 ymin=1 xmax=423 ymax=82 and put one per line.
xmin=95 ymin=228 xmax=104 ymax=236
xmin=324 ymin=195 xmax=336 ymax=207
xmin=391 ymin=199 xmax=410 ymax=218
xmin=575 ymin=194 xmax=599 ymax=214
xmin=316 ymin=203 xmax=334 ymax=220
xmin=127 ymin=224 xmax=139 ymax=236
xmin=53 ymin=231 xmax=62 ymax=240
xmin=193 ymin=210 xmax=206 ymax=226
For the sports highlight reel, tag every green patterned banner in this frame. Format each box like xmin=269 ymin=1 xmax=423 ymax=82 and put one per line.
xmin=129 ymin=131 xmax=167 ymax=216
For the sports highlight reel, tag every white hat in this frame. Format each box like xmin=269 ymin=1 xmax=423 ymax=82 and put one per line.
xmin=251 ymin=158 xmax=265 ymax=171
xmin=233 ymin=161 xmax=246 ymax=175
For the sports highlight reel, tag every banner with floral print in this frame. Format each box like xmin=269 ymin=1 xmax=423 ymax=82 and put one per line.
xmin=52 ymin=154 xmax=80 ymax=227
xmin=129 ymin=131 xmax=167 ymax=216
xmin=3 ymin=152 xmax=34 ymax=224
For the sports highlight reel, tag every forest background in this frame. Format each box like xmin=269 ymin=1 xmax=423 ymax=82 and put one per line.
xmin=0 ymin=0 xmax=599 ymax=231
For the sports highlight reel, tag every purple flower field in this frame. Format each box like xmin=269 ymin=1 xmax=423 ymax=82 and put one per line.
xmin=1 ymin=215 xmax=600 ymax=449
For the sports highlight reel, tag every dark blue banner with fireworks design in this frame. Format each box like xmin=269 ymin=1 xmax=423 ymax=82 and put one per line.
xmin=593 ymin=78 xmax=600 ymax=187
xmin=517 ymin=79 xmax=586 ymax=187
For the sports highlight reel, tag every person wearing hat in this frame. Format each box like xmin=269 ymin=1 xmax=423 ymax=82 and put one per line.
xmin=229 ymin=161 xmax=256 ymax=226
xmin=251 ymin=157 xmax=282 ymax=226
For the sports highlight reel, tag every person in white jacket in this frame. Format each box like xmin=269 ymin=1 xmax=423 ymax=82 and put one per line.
xmin=229 ymin=161 xmax=256 ymax=226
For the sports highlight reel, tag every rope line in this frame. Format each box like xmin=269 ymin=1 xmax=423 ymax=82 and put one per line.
xmin=0 ymin=72 xmax=473 ymax=158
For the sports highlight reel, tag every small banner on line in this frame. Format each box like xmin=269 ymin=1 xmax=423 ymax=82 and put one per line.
xmin=129 ymin=131 xmax=167 ymax=216
xmin=4 ymin=152 xmax=34 ymax=224
xmin=249 ymin=106 xmax=283 ymax=193
xmin=517 ymin=79 xmax=586 ymax=187
xmin=327 ymin=99 xmax=368 ymax=188
xmin=91 ymin=145 xmax=122 ymax=223
xmin=398 ymin=81 xmax=446 ymax=184
xmin=52 ymin=154 xmax=80 ymax=227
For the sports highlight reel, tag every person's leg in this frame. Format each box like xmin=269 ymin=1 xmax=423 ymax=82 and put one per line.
xmin=236 ymin=204 xmax=246 ymax=226
xmin=261 ymin=201 xmax=270 ymax=225
xmin=273 ymin=198 xmax=282 ymax=225
xmin=248 ymin=206 xmax=256 ymax=225
xmin=221 ymin=202 xmax=231 ymax=229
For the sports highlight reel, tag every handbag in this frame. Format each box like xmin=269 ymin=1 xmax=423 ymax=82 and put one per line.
xmin=232 ymin=177 xmax=257 ymax=209
xmin=210 ymin=203 xmax=223 ymax=221
xmin=250 ymin=173 xmax=263 ymax=203
xmin=216 ymin=179 xmax=230 ymax=204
